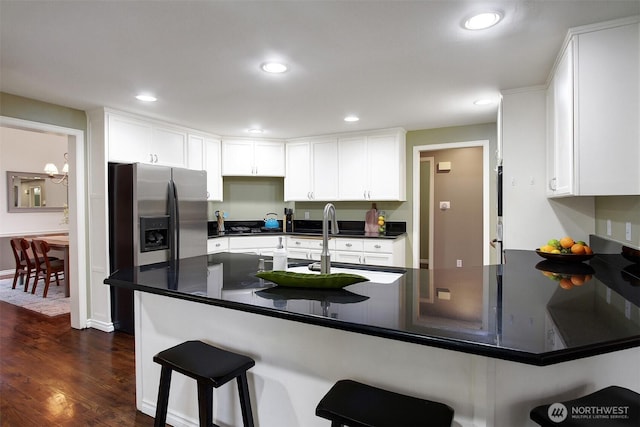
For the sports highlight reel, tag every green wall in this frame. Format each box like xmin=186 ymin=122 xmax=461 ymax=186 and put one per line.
xmin=595 ymin=196 xmax=640 ymax=248
xmin=0 ymin=92 xmax=86 ymax=131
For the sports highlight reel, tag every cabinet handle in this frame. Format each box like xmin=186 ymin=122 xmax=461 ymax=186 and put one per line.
xmin=311 ymin=192 xmax=314 ymax=200
xmin=149 ymin=153 xmax=154 ymax=163
xmin=206 ymin=191 xmax=210 ymax=199
xmin=295 ymin=241 xmax=301 ymax=245
xmin=363 ymin=190 xmax=367 ymax=199
xmin=367 ymin=191 xmax=371 ymax=199
xmin=346 ymin=243 xmax=352 ymax=247
xmin=549 ymin=178 xmax=557 ymax=191
xmin=374 ymin=244 xmax=381 ymax=249
xmin=154 ymin=154 xmax=158 ymax=163
xmin=215 ymin=243 xmax=221 ymax=247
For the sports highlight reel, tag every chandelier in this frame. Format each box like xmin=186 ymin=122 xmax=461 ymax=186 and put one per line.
xmin=44 ymin=153 xmax=69 ymax=185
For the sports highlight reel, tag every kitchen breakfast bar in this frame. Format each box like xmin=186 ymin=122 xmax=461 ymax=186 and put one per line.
xmin=105 ymin=250 xmax=640 ymax=427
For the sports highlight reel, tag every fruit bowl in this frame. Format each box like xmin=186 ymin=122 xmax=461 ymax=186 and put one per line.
xmin=535 ymin=249 xmax=595 ymax=263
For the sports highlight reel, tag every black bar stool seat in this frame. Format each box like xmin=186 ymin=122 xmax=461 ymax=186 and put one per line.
xmin=153 ymin=340 xmax=255 ymax=427
xmin=530 ymin=385 xmax=640 ymax=426
xmin=316 ymin=379 xmax=454 ymax=427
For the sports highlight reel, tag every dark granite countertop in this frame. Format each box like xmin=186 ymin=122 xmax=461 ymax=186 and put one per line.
xmin=104 ymin=250 xmax=640 ymax=366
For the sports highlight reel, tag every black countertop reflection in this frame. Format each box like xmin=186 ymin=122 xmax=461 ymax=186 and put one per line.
xmin=105 ymin=250 xmax=640 ymax=366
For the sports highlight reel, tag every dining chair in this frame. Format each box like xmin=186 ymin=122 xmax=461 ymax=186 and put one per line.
xmin=31 ymin=239 xmax=65 ymax=298
xmin=10 ymin=238 xmax=35 ymax=292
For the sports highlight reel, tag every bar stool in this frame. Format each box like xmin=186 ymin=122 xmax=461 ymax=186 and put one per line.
xmin=530 ymin=385 xmax=640 ymax=426
xmin=316 ymin=379 xmax=454 ymax=427
xmin=153 ymin=340 xmax=255 ymax=427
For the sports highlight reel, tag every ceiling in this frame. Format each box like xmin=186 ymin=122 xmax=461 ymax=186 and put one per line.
xmin=1 ymin=0 xmax=638 ymax=139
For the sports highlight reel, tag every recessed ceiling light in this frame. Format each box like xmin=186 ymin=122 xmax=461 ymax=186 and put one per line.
xmin=135 ymin=94 xmax=157 ymax=102
xmin=473 ymin=99 xmax=493 ymax=106
xmin=344 ymin=115 xmax=359 ymax=122
xmin=261 ymin=62 xmax=288 ymax=74
xmin=247 ymin=128 xmax=264 ymax=134
xmin=463 ymin=12 xmax=502 ymax=30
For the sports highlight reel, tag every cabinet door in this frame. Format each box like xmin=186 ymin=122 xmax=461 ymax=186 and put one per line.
xmin=311 ymin=137 xmax=338 ymax=200
xmin=576 ymin=22 xmax=639 ymax=195
xmin=107 ymin=114 xmax=153 ymax=163
xmin=367 ymin=134 xmax=402 ymax=200
xmin=338 ymin=136 xmax=368 ymax=200
xmin=187 ymin=134 xmax=204 ymax=170
xmin=222 ymin=140 xmax=254 ymax=176
xmin=152 ymin=127 xmax=187 ymax=167
xmin=285 ymin=141 xmax=311 ymax=200
xmin=549 ymin=40 xmax=574 ymax=196
xmin=334 ymin=251 xmax=362 ymax=264
xmin=363 ymin=253 xmax=394 ymax=267
xmin=254 ymin=140 xmax=285 ymax=176
xmin=204 ymin=137 xmax=222 ymax=201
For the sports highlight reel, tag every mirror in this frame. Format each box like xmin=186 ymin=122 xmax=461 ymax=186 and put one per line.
xmin=7 ymin=171 xmax=67 ymax=212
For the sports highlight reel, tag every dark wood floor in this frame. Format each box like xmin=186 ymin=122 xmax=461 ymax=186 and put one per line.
xmin=0 ymin=301 xmax=155 ymax=426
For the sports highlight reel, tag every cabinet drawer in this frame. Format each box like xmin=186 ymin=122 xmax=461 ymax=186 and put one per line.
xmin=288 ymin=237 xmax=334 ymax=250
xmin=229 ymin=235 xmax=280 ymax=250
xmin=334 ymin=238 xmax=364 ymax=252
xmin=363 ymin=239 xmax=394 ymax=253
xmin=207 ymin=237 xmax=229 ymax=253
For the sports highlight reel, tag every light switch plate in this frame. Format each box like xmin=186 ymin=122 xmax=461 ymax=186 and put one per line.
xmin=439 ymin=201 xmax=450 ymax=210
xmin=626 ymin=222 xmax=632 ymax=241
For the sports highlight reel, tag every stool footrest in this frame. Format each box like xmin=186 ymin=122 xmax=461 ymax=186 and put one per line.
xmin=316 ymin=379 xmax=454 ymax=427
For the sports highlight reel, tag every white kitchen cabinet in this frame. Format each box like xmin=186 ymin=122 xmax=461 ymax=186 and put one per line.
xmin=107 ymin=114 xmax=153 ymax=163
xmin=546 ymin=37 xmax=574 ymax=196
xmin=228 ymin=235 xmax=283 ymax=256
xmin=333 ymin=236 xmax=406 ymax=268
xmin=151 ymin=127 xmax=187 ymax=167
xmin=188 ymin=134 xmax=223 ymax=201
xmin=221 ymin=138 xmax=285 ymax=177
xmin=547 ymin=19 xmax=639 ymax=196
xmin=106 ymin=111 xmax=191 ymax=167
xmin=287 ymin=236 xmax=334 ymax=261
xmin=338 ymin=129 xmax=406 ymax=201
xmin=207 ymin=237 xmax=229 ymax=254
xmin=284 ymin=137 xmax=338 ymax=201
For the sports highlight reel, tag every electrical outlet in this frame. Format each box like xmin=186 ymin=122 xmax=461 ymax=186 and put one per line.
xmin=304 ymin=211 xmax=310 ymax=220
xmin=456 ymin=259 xmax=462 ymax=268
xmin=626 ymin=222 xmax=632 ymax=241
xmin=606 ymin=219 xmax=612 ymax=236
xmin=439 ymin=201 xmax=451 ymax=210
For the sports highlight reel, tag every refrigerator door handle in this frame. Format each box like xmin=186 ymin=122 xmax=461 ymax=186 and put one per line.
xmin=168 ymin=179 xmax=180 ymax=262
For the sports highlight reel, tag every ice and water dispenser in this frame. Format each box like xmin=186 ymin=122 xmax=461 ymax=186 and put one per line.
xmin=139 ymin=215 xmax=170 ymax=252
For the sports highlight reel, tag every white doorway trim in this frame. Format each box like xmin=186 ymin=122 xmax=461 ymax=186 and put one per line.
xmin=0 ymin=116 xmax=87 ymax=329
xmin=419 ymin=156 xmax=435 ymax=268
xmin=412 ymin=140 xmax=490 ymax=269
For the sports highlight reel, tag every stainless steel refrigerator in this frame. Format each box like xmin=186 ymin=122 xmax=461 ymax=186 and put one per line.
xmin=108 ymin=162 xmax=207 ymax=333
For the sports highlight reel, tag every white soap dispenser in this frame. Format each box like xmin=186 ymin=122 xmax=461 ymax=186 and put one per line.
xmin=273 ymin=236 xmax=287 ymax=271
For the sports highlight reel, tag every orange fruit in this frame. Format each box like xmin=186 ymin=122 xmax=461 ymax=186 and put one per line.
xmin=559 ymin=278 xmax=573 ymax=290
xmin=570 ymin=243 xmax=586 ymax=255
xmin=583 ymin=246 xmax=593 ymax=255
xmin=571 ymin=275 xmax=585 ymax=286
xmin=560 ymin=236 xmax=575 ymax=249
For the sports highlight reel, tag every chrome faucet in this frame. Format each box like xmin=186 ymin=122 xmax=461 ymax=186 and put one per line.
xmin=321 ymin=203 xmax=339 ymax=274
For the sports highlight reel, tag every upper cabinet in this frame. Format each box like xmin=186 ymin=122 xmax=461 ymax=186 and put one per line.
xmin=221 ymin=138 xmax=285 ymax=177
xmin=187 ymin=133 xmax=223 ymax=201
xmin=107 ymin=113 xmax=187 ymax=167
xmin=547 ymin=18 xmax=639 ymax=197
xmin=285 ymin=137 xmax=338 ymax=201
xmin=338 ymin=129 xmax=406 ymax=201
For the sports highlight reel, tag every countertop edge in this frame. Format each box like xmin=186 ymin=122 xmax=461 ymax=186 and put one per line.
xmin=104 ymin=277 xmax=639 ymax=366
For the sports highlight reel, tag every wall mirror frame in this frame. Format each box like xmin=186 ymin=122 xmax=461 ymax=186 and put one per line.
xmin=6 ymin=171 xmax=67 ymax=212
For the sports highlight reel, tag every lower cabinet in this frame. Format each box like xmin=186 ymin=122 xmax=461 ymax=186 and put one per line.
xmin=215 ymin=235 xmax=406 ymax=268
xmin=207 ymin=237 xmax=229 ymax=254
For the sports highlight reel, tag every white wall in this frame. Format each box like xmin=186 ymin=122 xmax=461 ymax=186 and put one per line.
xmin=0 ymin=126 xmax=70 ymax=235
xmin=501 ymin=88 xmax=595 ymax=250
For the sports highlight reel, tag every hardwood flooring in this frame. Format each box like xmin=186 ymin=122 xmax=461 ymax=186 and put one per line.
xmin=0 ymin=301 xmax=155 ymax=426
